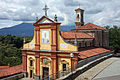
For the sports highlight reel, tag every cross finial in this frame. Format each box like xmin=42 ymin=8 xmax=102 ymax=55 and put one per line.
xmin=43 ymin=5 xmax=49 ymax=16
xmin=79 ymin=4 xmax=80 ymax=8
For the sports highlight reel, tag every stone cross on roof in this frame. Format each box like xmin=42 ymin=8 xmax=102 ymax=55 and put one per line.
xmin=43 ymin=5 xmax=49 ymax=16
xmin=79 ymin=4 xmax=80 ymax=8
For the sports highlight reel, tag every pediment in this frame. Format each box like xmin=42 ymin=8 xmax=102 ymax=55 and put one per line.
xmin=34 ymin=16 xmax=55 ymax=25
xmin=38 ymin=18 xmax=53 ymax=24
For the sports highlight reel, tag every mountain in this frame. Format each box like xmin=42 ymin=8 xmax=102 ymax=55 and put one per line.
xmin=0 ymin=23 xmax=75 ymax=36
xmin=0 ymin=23 xmax=34 ymax=36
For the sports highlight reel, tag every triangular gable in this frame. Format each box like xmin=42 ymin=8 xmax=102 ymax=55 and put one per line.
xmin=39 ymin=18 xmax=53 ymax=24
xmin=34 ymin=16 xmax=55 ymax=25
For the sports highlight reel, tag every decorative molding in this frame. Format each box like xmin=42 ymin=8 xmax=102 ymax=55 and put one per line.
xmin=27 ymin=52 xmax=35 ymax=54
xmin=61 ymin=60 xmax=69 ymax=64
xmin=40 ymin=53 xmax=51 ymax=56
xmin=28 ymin=57 xmax=35 ymax=61
xmin=40 ymin=57 xmax=52 ymax=61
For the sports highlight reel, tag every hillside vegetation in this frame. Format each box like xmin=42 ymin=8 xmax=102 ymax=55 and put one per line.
xmin=0 ymin=35 xmax=32 ymax=66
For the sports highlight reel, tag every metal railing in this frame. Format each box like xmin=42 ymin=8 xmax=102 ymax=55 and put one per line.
xmin=42 ymin=64 xmax=78 ymax=80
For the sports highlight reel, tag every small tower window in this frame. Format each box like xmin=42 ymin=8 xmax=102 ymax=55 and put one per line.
xmin=77 ymin=14 xmax=80 ymax=21
xmin=77 ymin=14 xmax=79 ymax=18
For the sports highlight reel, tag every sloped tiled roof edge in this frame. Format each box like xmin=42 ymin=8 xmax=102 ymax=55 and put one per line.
xmin=78 ymin=47 xmax=111 ymax=59
xmin=59 ymin=31 xmax=78 ymax=46
xmin=60 ymin=31 xmax=94 ymax=39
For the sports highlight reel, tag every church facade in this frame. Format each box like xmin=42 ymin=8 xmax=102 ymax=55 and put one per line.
xmin=22 ymin=6 xmax=109 ymax=79
xmin=22 ymin=16 xmax=78 ymax=79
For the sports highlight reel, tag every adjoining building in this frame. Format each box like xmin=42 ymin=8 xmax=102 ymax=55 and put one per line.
xmin=64 ymin=8 xmax=109 ymax=48
xmin=22 ymin=5 xmax=110 ymax=79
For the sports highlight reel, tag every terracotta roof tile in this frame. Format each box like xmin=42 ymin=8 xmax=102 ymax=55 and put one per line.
xmin=61 ymin=32 xmax=94 ymax=39
xmin=79 ymin=47 xmax=110 ymax=59
xmin=73 ymin=23 xmax=106 ymax=30
xmin=0 ymin=66 xmax=9 ymax=69
xmin=75 ymin=8 xmax=84 ymax=11
xmin=0 ymin=64 xmax=23 ymax=77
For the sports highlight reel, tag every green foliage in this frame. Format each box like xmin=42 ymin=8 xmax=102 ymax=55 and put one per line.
xmin=0 ymin=35 xmax=23 ymax=48
xmin=0 ymin=35 xmax=32 ymax=66
xmin=105 ymin=25 xmax=120 ymax=52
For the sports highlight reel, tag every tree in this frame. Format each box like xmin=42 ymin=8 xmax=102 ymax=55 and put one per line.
xmin=108 ymin=25 xmax=120 ymax=52
xmin=0 ymin=35 xmax=32 ymax=66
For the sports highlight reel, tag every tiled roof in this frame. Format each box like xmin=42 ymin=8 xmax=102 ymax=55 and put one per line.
xmin=0 ymin=64 xmax=10 ymax=69
xmin=61 ymin=32 xmax=94 ymax=39
xmin=0 ymin=64 xmax=23 ymax=77
xmin=78 ymin=47 xmax=110 ymax=59
xmin=0 ymin=66 xmax=9 ymax=69
xmin=73 ymin=23 xmax=106 ymax=30
xmin=75 ymin=8 xmax=84 ymax=11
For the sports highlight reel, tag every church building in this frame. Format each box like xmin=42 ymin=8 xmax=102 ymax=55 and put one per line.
xmin=22 ymin=5 xmax=110 ymax=79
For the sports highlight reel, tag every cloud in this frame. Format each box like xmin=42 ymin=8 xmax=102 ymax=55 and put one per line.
xmin=0 ymin=0 xmax=120 ymax=28
xmin=0 ymin=20 xmax=22 ymax=29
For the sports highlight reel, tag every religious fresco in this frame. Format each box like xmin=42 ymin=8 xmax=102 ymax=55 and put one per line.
xmin=41 ymin=30 xmax=50 ymax=44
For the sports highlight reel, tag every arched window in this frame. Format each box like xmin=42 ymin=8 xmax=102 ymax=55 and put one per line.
xmin=77 ymin=14 xmax=80 ymax=21
xmin=77 ymin=14 xmax=79 ymax=18
xmin=29 ymin=57 xmax=34 ymax=66
xmin=30 ymin=60 xmax=33 ymax=66
xmin=61 ymin=60 xmax=69 ymax=71
xmin=63 ymin=64 xmax=66 ymax=71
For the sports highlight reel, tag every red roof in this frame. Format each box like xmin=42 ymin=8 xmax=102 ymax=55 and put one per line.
xmin=78 ymin=47 xmax=110 ymax=59
xmin=73 ymin=23 xmax=106 ymax=30
xmin=61 ymin=32 xmax=94 ymax=39
xmin=0 ymin=66 xmax=9 ymax=69
xmin=0 ymin=64 xmax=23 ymax=77
xmin=75 ymin=8 xmax=84 ymax=11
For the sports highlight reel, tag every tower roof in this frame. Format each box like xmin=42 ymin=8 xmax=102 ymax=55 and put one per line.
xmin=75 ymin=8 xmax=84 ymax=11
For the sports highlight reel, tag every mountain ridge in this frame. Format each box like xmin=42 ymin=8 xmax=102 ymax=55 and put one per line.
xmin=0 ymin=23 xmax=75 ymax=36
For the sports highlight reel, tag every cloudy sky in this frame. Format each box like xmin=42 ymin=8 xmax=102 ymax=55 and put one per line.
xmin=0 ymin=0 xmax=120 ymax=29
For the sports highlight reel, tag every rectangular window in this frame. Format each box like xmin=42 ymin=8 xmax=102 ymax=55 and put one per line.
xmin=30 ymin=70 xmax=33 ymax=78
xmin=30 ymin=60 xmax=33 ymax=66
xmin=63 ymin=64 xmax=66 ymax=71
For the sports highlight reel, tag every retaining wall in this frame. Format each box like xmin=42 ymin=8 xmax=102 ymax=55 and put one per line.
xmin=59 ymin=52 xmax=113 ymax=80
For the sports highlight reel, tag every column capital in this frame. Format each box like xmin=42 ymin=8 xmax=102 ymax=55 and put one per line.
xmin=35 ymin=53 xmax=40 ymax=58
xmin=22 ymin=53 xmax=27 ymax=56
xmin=35 ymin=27 xmax=40 ymax=31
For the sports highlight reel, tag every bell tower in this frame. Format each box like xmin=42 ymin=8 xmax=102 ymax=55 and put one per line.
xmin=75 ymin=8 xmax=84 ymax=28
